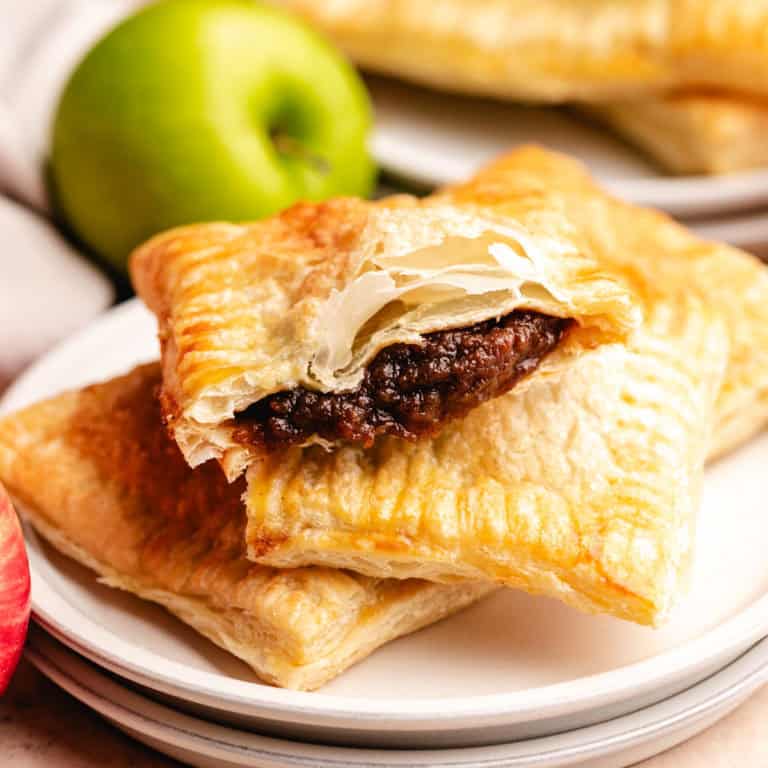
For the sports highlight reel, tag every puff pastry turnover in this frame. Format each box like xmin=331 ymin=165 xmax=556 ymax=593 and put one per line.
xmin=0 ymin=364 xmax=493 ymax=690
xmin=132 ymin=158 xmax=637 ymax=480
xmin=243 ymin=148 xmax=768 ymax=627
xmin=270 ymin=0 xmax=768 ymax=102
xmin=589 ymin=91 xmax=768 ymax=174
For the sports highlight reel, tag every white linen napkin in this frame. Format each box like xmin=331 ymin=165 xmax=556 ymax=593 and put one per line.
xmin=0 ymin=0 xmax=143 ymax=212
xmin=0 ymin=195 xmax=113 ymax=387
xmin=0 ymin=1 xmax=131 ymax=386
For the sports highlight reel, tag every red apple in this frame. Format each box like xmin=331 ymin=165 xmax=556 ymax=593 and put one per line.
xmin=0 ymin=483 xmax=30 ymax=693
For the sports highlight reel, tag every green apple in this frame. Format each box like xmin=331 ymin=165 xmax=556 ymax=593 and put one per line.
xmin=50 ymin=0 xmax=375 ymax=271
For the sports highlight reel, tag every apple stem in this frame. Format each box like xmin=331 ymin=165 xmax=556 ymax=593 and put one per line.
xmin=272 ymin=133 xmax=331 ymax=175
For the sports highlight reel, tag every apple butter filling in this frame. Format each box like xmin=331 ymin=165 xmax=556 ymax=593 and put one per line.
xmin=232 ymin=310 xmax=570 ymax=451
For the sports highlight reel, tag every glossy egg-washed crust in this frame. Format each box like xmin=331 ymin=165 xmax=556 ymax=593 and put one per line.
xmin=271 ymin=0 xmax=768 ymax=102
xmin=244 ymin=149 xmax=768 ymax=627
xmin=132 ymin=155 xmax=637 ymax=481
xmin=588 ymin=90 xmax=768 ymax=174
xmin=0 ymin=364 xmax=494 ymax=691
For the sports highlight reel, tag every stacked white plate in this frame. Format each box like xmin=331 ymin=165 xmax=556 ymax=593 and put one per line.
xmin=3 ymin=300 xmax=768 ymax=767
xmin=369 ymin=77 xmax=768 ymax=256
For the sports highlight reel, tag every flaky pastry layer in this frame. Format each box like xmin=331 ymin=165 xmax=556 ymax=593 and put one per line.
xmin=132 ymin=162 xmax=636 ymax=479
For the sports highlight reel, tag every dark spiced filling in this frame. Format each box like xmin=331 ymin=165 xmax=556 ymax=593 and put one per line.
xmin=232 ymin=310 xmax=570 ymax=451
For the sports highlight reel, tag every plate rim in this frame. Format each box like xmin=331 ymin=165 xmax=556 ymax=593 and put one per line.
xmin=368 ymin=78 xmax=768 ymax=218
xmin=25 ymin=627 xmax=768 ymax=767
xmin=5 ymin=298 xmax=768 ymax=730
xmin=373 ymin=129 xmax=768 ymax=218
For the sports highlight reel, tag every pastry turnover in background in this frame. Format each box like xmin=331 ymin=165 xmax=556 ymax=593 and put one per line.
xmin=133 ymin=147 xmax=768 ymax=629
xmin=269 ymin=0 xmax=768 ymax=174
xmin=587 ymin=92 xmax=768 ymax=175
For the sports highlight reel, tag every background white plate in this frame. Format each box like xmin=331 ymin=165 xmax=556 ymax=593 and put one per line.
xmin=369 ymin=77 xmax=768 ymax=218
xmin=689 ymin=209 xmax=768 ymax=255
xmin=4 ymin=300 xmax=768 ymax=748
xmin=26 ymin=627 xmax=768 ymax=768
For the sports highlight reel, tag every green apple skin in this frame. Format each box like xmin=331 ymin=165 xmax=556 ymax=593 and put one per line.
xmin=50 ymin=0 xmax=376 ymax=271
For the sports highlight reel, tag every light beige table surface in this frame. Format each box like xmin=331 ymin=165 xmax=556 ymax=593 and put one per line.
xmin=1 ymin=655 xmax=766 ymax=767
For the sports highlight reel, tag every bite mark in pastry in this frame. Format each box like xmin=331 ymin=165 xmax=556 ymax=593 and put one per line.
xmin=132 ymin=180 xmax=637 ymax=480
xmin=232 ymin=310 xmax=570 ymax=450
xmin=0 ymin=364 xmax=494 ymax=691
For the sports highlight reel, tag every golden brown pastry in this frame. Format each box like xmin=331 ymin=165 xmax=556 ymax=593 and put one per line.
xmin=589 ymin=91 xmax=768 ymax=174
xmin=506 ymin=149 xmax=768 ymax=458
xmin=0 ymin=364 xmax=493 ymax=691
xmin=270 ymin=1 xmax=768 ymax=103
xmin=132 ymin=164 xmax=637 ymax=481
xmin=272 ymin=1 xmax=768 ymax=174
xmin=242 ymin=148 xmax=768 ymax=627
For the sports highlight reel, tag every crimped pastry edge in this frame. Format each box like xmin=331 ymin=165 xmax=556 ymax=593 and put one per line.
xmin=20 ymin=498 xmax=495 ymax=690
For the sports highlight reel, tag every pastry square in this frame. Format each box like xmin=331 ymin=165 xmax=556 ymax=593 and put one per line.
xmin=242 ymin=148 xmax=768 ymax=627
xmin=589 ymin=91 xmax=768 ymax=174
xmin=270 ymin=1 xmax=768 ymax=103
xmin=132 ymin=154 xmax=638 ymax=480
xmin=272 ymin=2 xmax=768 ymax=173
xmin=0 ymin=364 xmax=493 ymax=690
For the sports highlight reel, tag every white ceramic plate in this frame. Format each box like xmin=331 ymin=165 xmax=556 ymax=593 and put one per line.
xmin=689 ymin=209 xmax=768 ymax=254
xmin=369 ymin=77 xmax=768 ymax=218
xmin=26 ymin=627 xmax=768 ymax=768
xmin=4 ymin=300 xmax=768 ymax=748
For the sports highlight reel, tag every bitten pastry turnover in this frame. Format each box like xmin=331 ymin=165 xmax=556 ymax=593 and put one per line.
xmin=0 ymin=365 xmax=493 ymax=690
xmin=242 ymin=149 xmax=768 ymax=627
xmin=132 ymin=156 xmax=637 ymax=480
